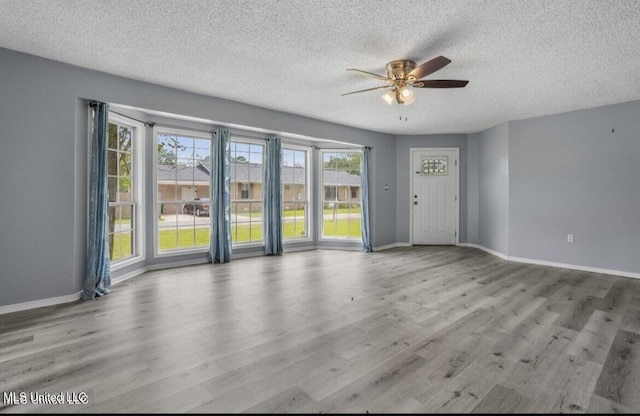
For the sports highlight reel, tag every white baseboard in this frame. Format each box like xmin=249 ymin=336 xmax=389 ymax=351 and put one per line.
xmin=0 ymin=292 xmax=82 ymax=316
xmin=373 ymin=243 xmax=397 ymax=251
xmin=231 ymin=251 xmax=265 ymax=260
xmin=508 ymin=254 xmax=640 ymax=280
xmin=0 ymin=268 xmax=152 ymax=316
xmin=283 ymin=246 xmax=316 ymax=254
xmin=232 ymin=246 xmax=317 ymax=258
xmin=8 ymin=242 xmax=635 ymax=316
xmin=373 ymin=242 xmax=411 ymax=251
xmin=0 ymin=259 xmax=207 ymax=316
xmin=459 ymin=243 xmax=509 ymax=260
xmin=315 ymin=244 xmax=362 ymax=252
xmin=146 ymin=257 xmax=210 ymax=270
xmin=459 ymin=243 xmax=640 ymax=280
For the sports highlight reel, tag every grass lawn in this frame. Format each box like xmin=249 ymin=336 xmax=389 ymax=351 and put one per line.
xmin=283 ymin=219 xmax=308 ymax=239
xmin=231 ymin=208 xmax=360 ymax=219
xmin=232 ymin=211 xmax=264 ymax=219
xmin=109 ymin=233 xmax=132 ymax=261
xmin=323 ymin=206 xmax=360 ymax=215
xmin=283 ymin=209 xmax=305 ymax=217
xmin=111 ymin=218 xmax=359 ymax=261
xmin=231 ymin=223 xmax=263 ymax=244
xmin=282 ymin=207 xmax=361 ymax=217
xmin=323 ymin=218 xmax=361 ymax=238
xmin=158 ymin=227 xmax=210 ymax=251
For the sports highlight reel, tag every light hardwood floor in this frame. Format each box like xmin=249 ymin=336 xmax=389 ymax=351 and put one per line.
xmin=1 ymin=246 xmax=640 ymax=413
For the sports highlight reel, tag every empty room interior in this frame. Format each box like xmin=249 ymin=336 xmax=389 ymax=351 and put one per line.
xmin=1 ymin=0 xmax=640 ymax=413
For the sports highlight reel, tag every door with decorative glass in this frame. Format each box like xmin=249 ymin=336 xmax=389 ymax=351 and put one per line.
xmin=411 ymin=148 xmax=459 ymax=245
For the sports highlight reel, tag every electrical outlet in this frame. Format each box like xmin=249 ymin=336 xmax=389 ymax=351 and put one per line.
xmin=384 ymin=184 xmax=389 ymax=191
xmin=567 ymin=234 xmax=574 ymax=243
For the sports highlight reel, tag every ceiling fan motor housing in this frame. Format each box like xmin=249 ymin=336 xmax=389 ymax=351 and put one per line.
xmin=386 ymin=60 xmax=417 ymax=81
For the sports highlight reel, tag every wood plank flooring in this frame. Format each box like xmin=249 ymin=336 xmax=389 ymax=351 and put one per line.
xmin=1 ymin=246 xmax=640 ymax=413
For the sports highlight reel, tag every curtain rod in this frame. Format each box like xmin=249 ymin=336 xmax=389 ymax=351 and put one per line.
xmin=108 ymin=109 xmax=149 ymax=125
xmin=150 ymin=121 xmax=216 ymax=135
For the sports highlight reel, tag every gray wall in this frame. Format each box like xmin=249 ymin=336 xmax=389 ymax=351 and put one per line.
xmin=2 ymin=45 xmax=638 ymax=308
xmin=395 ymin=134 xmax=468 ymax=244
xmin=509 ymin=101 xmax=640 ymax=274
xmin=470 ymin=122 xmax=510 ymax=253
xmin=0 ymin=48 xmax=397 ymax=307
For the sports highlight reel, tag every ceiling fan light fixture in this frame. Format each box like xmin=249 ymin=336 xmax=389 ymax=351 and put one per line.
xmin=397 ymin=85 xmax=415 ymax=105
xmin=402 ymin=93 xmax=416 ymax=106
xmin=399 ymin=85 xmax=412 ymax=98
xmin=381 ymin=90 xmax=395 ymax=105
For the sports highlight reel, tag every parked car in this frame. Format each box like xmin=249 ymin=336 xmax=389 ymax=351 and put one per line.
xmin=183 ymin=198 xmax=210 ymax=217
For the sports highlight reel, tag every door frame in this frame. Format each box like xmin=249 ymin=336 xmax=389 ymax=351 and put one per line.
xmin=409 ymin=147 xmax=460 ymax=246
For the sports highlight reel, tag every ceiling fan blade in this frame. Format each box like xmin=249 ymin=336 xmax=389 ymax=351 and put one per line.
xmin=407 ymin=56 xmax=451 ymax=80
xmin=346 ymin=69 xmax=393 ymax=83
xmin=341 ymin=85 xmax=392 ymax=96
xmin=412 ymin=80 xmax=469 ymax=88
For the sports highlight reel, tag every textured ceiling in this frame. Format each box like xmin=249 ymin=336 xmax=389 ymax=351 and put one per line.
xmin=1 ymin=0 xmax=639 ymax=135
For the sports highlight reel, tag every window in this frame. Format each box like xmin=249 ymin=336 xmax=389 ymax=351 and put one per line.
xmin=421 ymin=156 xmax=448 ymax=176
xmin=241 ymin=183 xmax=249 ymax=199
xmin=324 ymin=186 xmax=337 ymax=200
xmin=321 ymin=150 xmax=362 ymax=239
xmin=282 ymin=146 xmax=309 ymax=240
xmin=155 ymin=129 xmax=211 ymax=253
xmin=230 ymin=139 xmax=264 ymax=245
xmin=107 ymin=116 xmax=142 ymax=265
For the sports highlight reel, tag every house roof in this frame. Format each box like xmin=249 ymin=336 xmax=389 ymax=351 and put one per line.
xmin=157 ymin=164 xmax=211 ymax=183
xmin=157 ymin=161 xmax=361 ymax=186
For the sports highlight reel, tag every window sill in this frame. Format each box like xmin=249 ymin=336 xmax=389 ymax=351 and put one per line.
xmin=232 ymin=242 xmax=265 ymax=249
xmin=154 ymin=248 xmax=209 ymax=259
xmin=283 ymin=237 xmax=312 ymax=243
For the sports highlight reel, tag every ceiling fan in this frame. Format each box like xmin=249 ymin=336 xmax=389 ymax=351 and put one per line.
xmin=341 ymin=56 xmax=468 ymax=105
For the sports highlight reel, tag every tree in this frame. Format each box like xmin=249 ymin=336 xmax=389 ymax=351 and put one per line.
xmin=232 ymin=155 xmax=248 ymax=163
xmin=157 ymin=135 xmax=186 ymax=165
xmin=324 ymin=153 xmax=361 ymax=175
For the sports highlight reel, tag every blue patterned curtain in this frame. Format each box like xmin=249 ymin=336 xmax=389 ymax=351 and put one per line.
xmin=264 ymin=137 xmax=283 ymax=255
xmin=83 ymin=102 xmax=112 ymax=299
xmin=361 ymin=146 xmax=373 ymax=252
xmin=209 ymin=129 xmax=232 ymax=263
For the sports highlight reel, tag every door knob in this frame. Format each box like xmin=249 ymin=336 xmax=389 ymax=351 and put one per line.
xmin=414 ymin=201 xmax=418 ymax=205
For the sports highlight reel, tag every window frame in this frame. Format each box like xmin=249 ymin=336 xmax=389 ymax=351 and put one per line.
xmin=281 ymin=143 xmax=312 ymax=242
xmin=107 ymin=113 xmax=145 ymax=270
xmin=153 ymin=126 xmax=212 ymax=258
xmin=318 ymin=148 xmax=363 ymax=242
xmin=229 ymin=136 xmax=266 ymax=248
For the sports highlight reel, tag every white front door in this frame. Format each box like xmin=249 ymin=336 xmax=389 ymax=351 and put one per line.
xmin=411 ymin=148 xmax=459 ymax=245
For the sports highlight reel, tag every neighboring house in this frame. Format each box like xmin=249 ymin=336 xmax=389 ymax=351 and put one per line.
xmin=157 ymin=163 xmax=211 ymax=213
xmin=156 ymin=161 xmax=361 ymax=214
xmin=322 ymin=169 xmax=361 ymax=203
